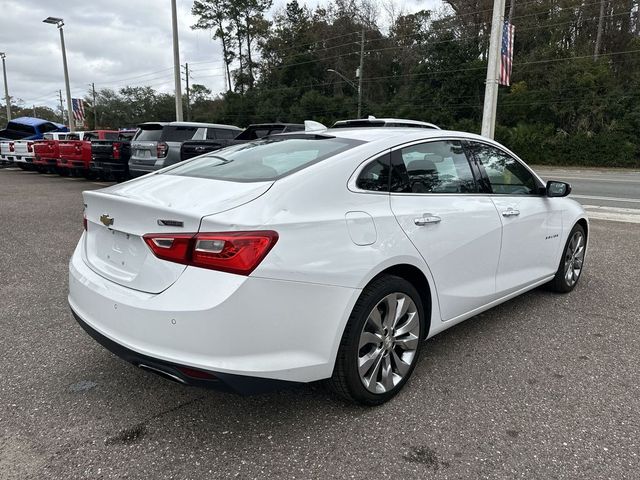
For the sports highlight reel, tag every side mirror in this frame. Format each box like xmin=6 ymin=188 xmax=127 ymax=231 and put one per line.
xmin=546 ymin=180 xmax=571 ymax=197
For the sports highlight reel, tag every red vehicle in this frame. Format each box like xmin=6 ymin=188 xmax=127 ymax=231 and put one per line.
xmin=58 ymin=130 xmax=119 ymax=176
xmin=33 ymin=132 xmax=71 ymax=173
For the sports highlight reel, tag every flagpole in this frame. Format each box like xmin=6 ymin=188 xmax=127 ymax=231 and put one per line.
xmin=481 ymin=0 xmax=506 ymax=139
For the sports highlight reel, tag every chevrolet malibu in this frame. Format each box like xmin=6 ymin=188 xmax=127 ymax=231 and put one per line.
xmin=68 ymin=126 xmax=588 ymax=405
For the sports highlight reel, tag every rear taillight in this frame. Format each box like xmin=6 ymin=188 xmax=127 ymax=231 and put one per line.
xmin=27 ymin=142 xmax=34 ymax=153
xmin=143 ymin=231 xmax=278 ymax=275
xmin=112 ymin=142 xmax=121 ymax=160
xmin=9 ymin=142 xmax=14 ymax=152
xmin=157 ymin=142 xmax=169 ymax=158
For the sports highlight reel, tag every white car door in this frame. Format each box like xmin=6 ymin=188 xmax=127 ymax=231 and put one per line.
xmin=467 ymin=141 xmax=563 ymax=295
xmin=389 ymin=140 xmax=503 ymax=321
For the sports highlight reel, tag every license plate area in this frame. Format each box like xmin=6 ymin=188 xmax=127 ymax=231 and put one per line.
xmin=87 ymin=227 xmax=147 ymax=281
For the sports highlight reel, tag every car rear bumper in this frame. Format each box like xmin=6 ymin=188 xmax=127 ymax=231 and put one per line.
xmin=128 ymin=162 xmax=160 ymax=177
xmin=71 ymin=307 xmax=302 ymax=394
xmin=68 ymin=238 xmax=358 ymax=384
xmin=91 ymin=161 xmax=127 ymax=173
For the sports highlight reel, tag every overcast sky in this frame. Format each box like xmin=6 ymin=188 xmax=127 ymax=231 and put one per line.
xmin=0 ymin=0 xmax=435 ymax=111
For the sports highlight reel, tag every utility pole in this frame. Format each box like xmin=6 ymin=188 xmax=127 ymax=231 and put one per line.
xmin=59 ymin=90 xmax=65 ymax=124
xmin=91 ymin=82 xmax=97 ymax=128
xmin=594 ymin=0 xmax=606 ymax=60
xmin=32 ymin=105 xmax=36 ymax=117
xmin=183 ymin=63 xmax=191 ymax=121
xmin=1 ymin=53 xmax=11 ymax=121
xmin=481 ymin=0 xmax=506 ymax=139
xmin=171 ymin=0 xmax=184 ymax=121
xmin=357 ymin=25 xmax=365 ymax=119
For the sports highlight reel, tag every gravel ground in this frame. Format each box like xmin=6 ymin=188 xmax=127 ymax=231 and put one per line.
xmin=1 ymin=168 xmax=638 ymax=479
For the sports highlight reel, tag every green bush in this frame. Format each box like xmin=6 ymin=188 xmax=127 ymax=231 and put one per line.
xmin=496 ymin=124 xmax=639 ymax=168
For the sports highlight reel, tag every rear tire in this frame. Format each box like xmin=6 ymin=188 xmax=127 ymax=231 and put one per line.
xmin=327 ymin=275 xmax=425 ymax=405
xmin=548 ymin=223 xmax=586 ymax=293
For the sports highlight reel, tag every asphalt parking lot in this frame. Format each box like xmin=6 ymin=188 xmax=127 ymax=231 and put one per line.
xmin=1 ymin=168 xmax=639 ymax=480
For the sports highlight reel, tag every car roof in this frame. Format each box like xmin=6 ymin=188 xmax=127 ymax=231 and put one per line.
xmin=331 ymin=118 xmax=440 ymax=129
xmin=8 ymin=117 xmax=66 ymax=128
xmin=137 ymin=121 xmax=240 ymax=129
xmin=274 ymin=127 xmax=499 ymax=152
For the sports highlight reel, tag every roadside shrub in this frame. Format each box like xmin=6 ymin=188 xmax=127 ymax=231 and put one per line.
xmin=496 ymin=124 xmax=639 ymax=168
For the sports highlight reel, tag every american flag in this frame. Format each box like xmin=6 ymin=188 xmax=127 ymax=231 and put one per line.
xmin=499 ymin=21 xmax=515 ymax=86
xmin=72 ymin=98 xmax=85 ymax=123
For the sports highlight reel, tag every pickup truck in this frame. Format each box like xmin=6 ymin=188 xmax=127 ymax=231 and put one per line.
xmin=12 ymin=140 xmax=37 ymax=170
xmin=0 ymin=117 xmax=68 ymax=140
xmin=90 ymin=130 xmax=137 ymax=181
xmin=0 ymin=141 xmax=15 ymax=165
xmin=58 ymin=130 xmax=119 ymax=177
xmin=33 ymin=132 xmax=72 ymax=173
xmin=180 ymin=123 xmax=304 ymax=161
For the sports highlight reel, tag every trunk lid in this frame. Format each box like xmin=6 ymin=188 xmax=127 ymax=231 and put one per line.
xmin=82 ymin=174 xmax=273 ymax=293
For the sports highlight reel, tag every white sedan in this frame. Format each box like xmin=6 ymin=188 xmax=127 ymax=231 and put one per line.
xmin=68 ymin=125 xmax=588 ymax=405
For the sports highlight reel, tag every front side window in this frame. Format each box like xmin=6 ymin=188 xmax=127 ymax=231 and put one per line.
xmin=468 ymin=142 xmax=538 ymax=195
xmin=167 ymin=136 xmax=363 ymax=182
xmin=391 ymin=140 xmax=477 ymax=193
xmin=356 ymin=154 xmax=391 ymax=192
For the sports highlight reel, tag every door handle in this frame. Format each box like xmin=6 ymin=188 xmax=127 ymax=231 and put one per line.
xmin=502 ymin=209 xmax=520 ymax=217
xmin=414 ymin=214 xmax=442 ymax=226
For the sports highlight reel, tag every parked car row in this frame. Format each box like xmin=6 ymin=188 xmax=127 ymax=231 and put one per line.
xmin=0 ymin=117 xmax=443 ymax=182
xmin=0 ymin=120 xmax=310 ymax=180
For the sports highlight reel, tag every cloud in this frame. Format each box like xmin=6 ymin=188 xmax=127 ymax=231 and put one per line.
xmin=0 ymin=0 xmax=225 ymax=109
xmin=0 ymin=0 xmax=435 ymax=112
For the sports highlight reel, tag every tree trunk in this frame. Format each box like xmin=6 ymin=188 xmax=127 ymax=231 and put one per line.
xmin=237 ymin=27 xmax=244 ymax=93
xmin=217 ymin=17 xmax=233 ymax=92
xmin=245 ymin=15 xmax=254 ymax=89
xmin=594 ymin=0 xmax=606 ymax=59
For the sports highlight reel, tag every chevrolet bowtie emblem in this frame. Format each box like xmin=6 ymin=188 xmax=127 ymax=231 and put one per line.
xmin=100 ymin=214 xmax=114 ymax=227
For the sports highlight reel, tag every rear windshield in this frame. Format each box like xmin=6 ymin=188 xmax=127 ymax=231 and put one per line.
xmin=166 ymin=137 xmax=362 ymax=182
xmin=134 ymin=125 xmax=199 ymax=142
xmin=6 ymin=122 xmax=36 ymax=134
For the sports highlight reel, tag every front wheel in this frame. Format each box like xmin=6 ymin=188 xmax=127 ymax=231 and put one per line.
xmin=548 ymin=224 xmax=586 ymax=293
xmin=328 ymin=275 xmax=425 ymax=405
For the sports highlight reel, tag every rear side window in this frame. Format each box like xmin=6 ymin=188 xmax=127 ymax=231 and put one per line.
xmin=391 ymin=140 xmax=477 ymax=193
xmin=167 ymin=137 xmax=362 ymax=182
xmin=356 ymin=154 xmax=391 ymax=191
xmin=7 ymin=123 xmax=36 ymax=134
xmin=215 ymin=129 xmax=237 ymax=139
xmin=104 ymin=132 xmax=119 ymax=140
xmin=162 ymin=126 xmax=199 ymax=142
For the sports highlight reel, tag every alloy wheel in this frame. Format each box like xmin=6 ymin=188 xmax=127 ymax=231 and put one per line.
xmin=357 ymin=293 xmax=420 ymax=394
xmin=564 ymin=231 xmax=585 ymax=287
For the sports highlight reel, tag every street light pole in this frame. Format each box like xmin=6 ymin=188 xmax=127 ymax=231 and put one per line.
xmin=171 ymin=0 xmax=184 ymax=122
xmin=327 ymin=68 xmax=359 ymax=117
xmin=1 ymin=53 xmax=11 ymax=121
xmin=43 ymin=17 xmax=75 ymax=132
